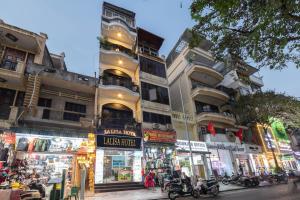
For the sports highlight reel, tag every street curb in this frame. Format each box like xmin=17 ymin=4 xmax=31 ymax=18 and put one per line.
xmin=149 ymin=184 xmax=287 ymax=200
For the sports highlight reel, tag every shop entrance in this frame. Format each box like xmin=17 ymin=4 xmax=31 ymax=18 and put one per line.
xmin=102 ymin=150 xmax=142 ymax=183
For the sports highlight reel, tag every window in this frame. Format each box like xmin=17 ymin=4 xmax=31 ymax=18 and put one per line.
xmin=143 ymin=112 xmax=171 ymax=125
xmin=64 ymin=102 xmax=86 ymax=122
xmin=139 ymin=56 xmax=166 ymax=78
xmin=195 ymin=101 xmax=219 ymax=114
xmin=65 ymin=102 xmax=86 ymax=113
xmin=141 ymin=82 xmax=169 ymax=105
xmin=38 ymin=98 xmax=52 ymax=108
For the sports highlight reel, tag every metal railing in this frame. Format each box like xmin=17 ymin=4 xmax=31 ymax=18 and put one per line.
xmin=100 ymin=117 xmax=141 ymax=132
xmin=102 ymin=76 xmax=139 ymax=93
xmin=102 ymin=16 xmax=136 ymax=33
xmin=0 ymin=59 xmax=17 ymax=71
xmin=196 ymin=110 xmax=235 ymax=118
xmin=100 ymin=40 xmax=137 ymax=60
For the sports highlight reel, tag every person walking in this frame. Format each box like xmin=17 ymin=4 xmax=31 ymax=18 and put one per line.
xmin=144 ymin=169 xmax=155 ymax=191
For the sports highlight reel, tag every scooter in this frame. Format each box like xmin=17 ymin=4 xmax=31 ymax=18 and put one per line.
xmin=168 ymin=178 xmax=194 ymax=200
xmin=221 ymin=173 xmax=241 ymax=185
xmin=193 ymin=178 xmax=219 ymax=198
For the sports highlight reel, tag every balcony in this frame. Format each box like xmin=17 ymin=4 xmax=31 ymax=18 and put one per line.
xmin=101 ymin=16 xmax=136 ymax=48
xmin=102 ymin=76 xmax=139 ymax=93
xmin=196 ymin=111 xmax=236 ymax=127
xmin=26 ymin=63 xmax=96 ymax=94
xmin=187 ymin=63 xmax=223 ymax=87
xmin=22 ymin=107 xmax=94 ymax=128
xmin=250 ymin=75 xmax=264 ymax=87
xmin=191 ymin=82 xmax=229 ymax=106
xmin=101 ymin=117 xmax=140 ymax=131
xmin=100 ymin=40 xmax=138 ymax=72
xmin=0 ymin=60 xmax=26 ymax=84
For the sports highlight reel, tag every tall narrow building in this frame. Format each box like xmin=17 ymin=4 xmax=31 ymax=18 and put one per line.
xmin=95 ymin=2 xmax=175 ymax=192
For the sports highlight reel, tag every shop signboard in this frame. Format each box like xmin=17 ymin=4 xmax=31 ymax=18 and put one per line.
xmin=206 ymin=142 xmax=245 ymax=152
xmin=176 ymin=140 xmax=208 ymax=152
xmin=271 ymin=119 xmax=289 ymax=142
xmin=97 ymin=128 xmax=141 ymax=137
xmin=0 ymin=131 xmax=16 ymax=145
xmin=143 ymin=129 xmax=176 ymax=143
xmin=96 ymin=135 xmax=141 ymax=149
xmin=243 ymin=144 xmax=262 ymax=154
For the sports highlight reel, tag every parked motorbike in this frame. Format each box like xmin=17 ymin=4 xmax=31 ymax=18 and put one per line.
xmin=168 ymin=178 xmax=194 ymax=200
xmin=271 ymin=172 xmax=288 ymax=184
xmin=193 ymin=178 xmax=219 ymax=198
xmin=221 ymin=173 xmax=241 ymax=185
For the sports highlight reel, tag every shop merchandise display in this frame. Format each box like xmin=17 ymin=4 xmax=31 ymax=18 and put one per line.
xmin=145 ymin=147 xmax=175 ymax=186
xmin=0 ymin=132 xmax=89 ymax=199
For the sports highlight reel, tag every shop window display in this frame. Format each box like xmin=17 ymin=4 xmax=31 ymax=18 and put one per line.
xmin=95 ymin=149 xmax=142 ymax=184
xmin=144 ymin=147 xmax=174 ymax=185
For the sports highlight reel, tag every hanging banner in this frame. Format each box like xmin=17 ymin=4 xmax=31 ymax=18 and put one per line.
xmin=96 ymin=135 xmax=141 ymax=149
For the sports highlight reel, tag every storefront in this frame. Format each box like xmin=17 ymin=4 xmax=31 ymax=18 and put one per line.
xmin=143 ymin=129 xmax=176 ymax=179
xmin=15 ymin=132 xmax=88 ymax=183
xmin=95 ymin=128 xmax=142 ymax=184
xmin=271 ymin=119 xmax=299 ymax=171
xmin=175 ymin=140 xmax=209 ymax=178
xmin=206 ymin=142 xmax=245 ymax=176
xmin=243 ymin=144 xmax=263 ymax=176
xmin=256 ymin=124 xmax=282 ymax=173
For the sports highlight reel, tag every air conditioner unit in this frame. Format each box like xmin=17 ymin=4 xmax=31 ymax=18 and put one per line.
xmin=152 ymin=123 xmax=160 ymax=129
xmin=166 ymin=124 xmax=173 ymax=130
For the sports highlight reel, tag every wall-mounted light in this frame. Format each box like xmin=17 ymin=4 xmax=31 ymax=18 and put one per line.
xmin=117 ymin=32 xmax=122 ymax=37
xmin=118 ymin=60 xmax=123 ymax=65
xmin=117 ymin=93 xmax=123 ymax=98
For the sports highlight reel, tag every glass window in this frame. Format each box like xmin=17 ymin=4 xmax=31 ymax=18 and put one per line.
xmin=141 ymin=82 xmax=169 ymax=105
xmin=38 ymin=98 xmax=52 ymax=108
xmin=143 ymin=111 xmax=172 ymax=125
xmin=65 ymin=102 xmax=86 ymax=113
xmin=139 ymin=56 xmax=166 ymax=78
xmin=195 ymin=101 xmax=219 ymax=113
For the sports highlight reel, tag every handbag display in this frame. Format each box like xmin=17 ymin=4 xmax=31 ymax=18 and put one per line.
xmin=16 ymin=138 xmax=29 ymax=151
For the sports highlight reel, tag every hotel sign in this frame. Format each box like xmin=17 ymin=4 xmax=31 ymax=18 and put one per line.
xmin=97 ymin=128 xmax=138 ymax=137
xmin=143 ymin=129 xmax=176 ymax=143
xmin=97 ymin=135 xmax=141 ymax=149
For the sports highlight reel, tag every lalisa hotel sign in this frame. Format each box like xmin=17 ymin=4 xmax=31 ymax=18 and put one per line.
xmin=96 ymin=128 xmax=141 ymax=149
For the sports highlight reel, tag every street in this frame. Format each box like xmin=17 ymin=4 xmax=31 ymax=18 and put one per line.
xmin=177 ymin=183 xmax=300 ymax=200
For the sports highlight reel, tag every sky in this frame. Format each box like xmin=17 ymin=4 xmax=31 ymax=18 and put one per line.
xmin=0 ymin=0 xmax=299 ymax=97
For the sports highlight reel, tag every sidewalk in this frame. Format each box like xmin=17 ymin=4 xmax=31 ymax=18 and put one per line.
xmin=85 ymin=183 xmax=246 ymax=200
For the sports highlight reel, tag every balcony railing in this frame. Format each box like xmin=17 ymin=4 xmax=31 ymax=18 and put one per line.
xmin=23 ymin=107 xmax=93 ymax=124
xmin=1 ymin=59 xmax=18 ymax=71
xmin=101 ymin=117 xmax=141 ymax=133
xmin=102 ymin=76 xmax=139 ymax=93
xmin=191 ymin=81 xmax=212 ymax=89
xmin=100 ymin=40 xmax=138 ymax=60
xmin=196 ymin=110 xmax=235 ymax=118
xmin=102 ymin=16 xmax=136 ymax=33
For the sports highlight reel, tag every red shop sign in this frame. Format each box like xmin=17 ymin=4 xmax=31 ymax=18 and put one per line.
xmin=0 ymin=132 xmax=16 ymax=144
xmin=143 ymin=129 xmax=176 ymax=143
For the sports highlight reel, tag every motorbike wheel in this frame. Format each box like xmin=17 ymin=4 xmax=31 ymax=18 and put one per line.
xmin=244 ymin=180 xmax=251 ymax=187
xmin=168 ymin=191 xmax=178 ymax=200
xmin=222 ymin=179 xmax=229 ymax=185
xmin=192 ymin=190 xmax=200 ymax=199
xmin=211 ymin=186 xmax=219 ymax=196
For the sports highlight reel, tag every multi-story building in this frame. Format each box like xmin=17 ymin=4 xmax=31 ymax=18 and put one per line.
xmin=0 ymin=19 xmax=97 ymax=190
xmin=167 ymin=29 xmax=263 ymax=178
xmin=95 ymin=2 xmax=175 ymax=192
